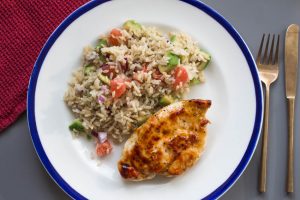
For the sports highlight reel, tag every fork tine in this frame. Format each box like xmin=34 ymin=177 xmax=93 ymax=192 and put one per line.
xmin=263 ymin=34 xmax=270 ymax=64
xmin=274 ymin=35 xmax=280 ymax=64
xmin=268 ymin=34 xmax=275 ymax=64
xmin=256 ymin=34 xmax=265 ymax=63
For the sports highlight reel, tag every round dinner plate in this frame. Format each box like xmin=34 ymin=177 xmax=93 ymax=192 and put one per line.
xmin=27 ymin=0 xmax=263 ymax=199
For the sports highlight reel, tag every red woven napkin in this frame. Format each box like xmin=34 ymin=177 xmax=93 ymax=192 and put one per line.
xmin=0 ymin=0 xmax=89 ymax=132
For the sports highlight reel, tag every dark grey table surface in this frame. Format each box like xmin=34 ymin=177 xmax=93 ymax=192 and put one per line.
xmin=1 ymin=0 xmax=300 ymax=199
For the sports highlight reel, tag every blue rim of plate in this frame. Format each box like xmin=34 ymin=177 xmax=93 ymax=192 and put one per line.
xmin=27 ymin=0 xmax=263 ymax=199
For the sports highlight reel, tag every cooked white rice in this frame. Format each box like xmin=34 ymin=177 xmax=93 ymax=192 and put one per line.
xmin=64 ymin=21 xmax=210 ymax=142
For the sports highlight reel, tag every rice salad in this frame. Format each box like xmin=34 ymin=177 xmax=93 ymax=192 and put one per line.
xmin=64 ymin=20 xmax=211 ymax=157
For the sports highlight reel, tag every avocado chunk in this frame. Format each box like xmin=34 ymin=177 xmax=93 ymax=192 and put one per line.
xmin=167 ymin=52 xmax=180 ymax=67
xmin=96 ymin=39 xmax=108 ymax=63
xmin=158 ymin=65 xmax=168 ymax=73
xmin=170 ymin=35 xmax=176 ymax=42
xmin=98 ymin=73 xmax=110 ymax=85
xmin=123 ymin=20 xmax=142 ymax=36
xmin=84 ymin=64 xmax=96 ymax=75
xmin=123 ymin=20 xmax=142 ymax=29
xmin=159 ymin=95 xmax=174 ymax=106
xmin=69 ymin=119 xmax=85 ymax=132
xmin=136 ymin=115 xmax=149 ymax=126
xmin=179 ymin=54 xmax=188 ymax=63
xmin=190 ymin=78 xmax=201 ymax=85
xmin=96 ymin=38 xmax=108 ymax=49
xmin=158 ymin=52 xmax=180 ymax=73
xmin=198 ymin=51 xmax=211 ymax=70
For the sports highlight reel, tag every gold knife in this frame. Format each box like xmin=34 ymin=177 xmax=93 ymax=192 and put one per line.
xmin=285 ymin=24 xmax=299 ymax=193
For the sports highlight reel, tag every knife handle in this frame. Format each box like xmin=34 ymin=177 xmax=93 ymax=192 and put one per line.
xmin=287 ymin=97 xmax=295 ymax=193
xmin=259 ymin=85 xmax=270 ymax=193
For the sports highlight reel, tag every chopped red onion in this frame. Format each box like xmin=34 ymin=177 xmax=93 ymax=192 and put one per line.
xmin=97 ymin=95 xmax=106 ymax=104
xmin=91 ymin=131 xmax=98 ymax=138
xmin=101 ymin=85 xmax=108 ymax=93
xmin=98 ymin=132 xmax=107 ymax=143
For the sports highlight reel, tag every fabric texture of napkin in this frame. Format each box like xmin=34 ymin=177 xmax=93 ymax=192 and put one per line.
xmin=0 ymin=0 xmax=89 ymax=132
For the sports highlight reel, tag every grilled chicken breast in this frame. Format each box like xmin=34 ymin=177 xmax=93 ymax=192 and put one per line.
xmin=118 ymin=99 xmax=211 ymax=181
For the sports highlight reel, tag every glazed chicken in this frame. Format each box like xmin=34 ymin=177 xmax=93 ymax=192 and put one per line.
xmin=118 ymin=99 xmax=211 ymax=181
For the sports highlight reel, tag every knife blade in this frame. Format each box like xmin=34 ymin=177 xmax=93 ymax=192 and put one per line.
xmin=285 ymin=24 xmax=299 ymax=98
xmin=285 ymin=24 xmax=299 ymax=193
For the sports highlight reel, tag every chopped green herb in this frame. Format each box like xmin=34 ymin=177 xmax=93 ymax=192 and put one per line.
xmin=69 ymin=119 xmax=85 ymax=132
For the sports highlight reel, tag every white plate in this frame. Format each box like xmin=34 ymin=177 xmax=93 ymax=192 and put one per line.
xmin=27 ymin=0 xmax=263 ymax=199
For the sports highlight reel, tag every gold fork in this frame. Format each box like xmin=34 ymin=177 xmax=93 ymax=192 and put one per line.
xmin=256 ymin=34 xmax=280 ymax=193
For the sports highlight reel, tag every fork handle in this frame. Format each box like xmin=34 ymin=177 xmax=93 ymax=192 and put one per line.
xmin=287 ymin=98 xmax=295 ymax=193
xmin=259 ymin=84 xmax=270 ymax=193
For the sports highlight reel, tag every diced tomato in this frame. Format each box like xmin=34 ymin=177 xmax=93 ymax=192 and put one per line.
xmin=96 ymin=140 xmax=112 ymax=157
xmin=101 ymin=64 xmax=117 ymax=79
xmin=108 ymin=28 xmax=122 ymax=46
xmin=110 ymin=77 xmax=127 ymax=98
xmin=111 ymin=28 xmax=122 ymax=36
xmin=173 ymin=66 xmax=189 ymax=88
